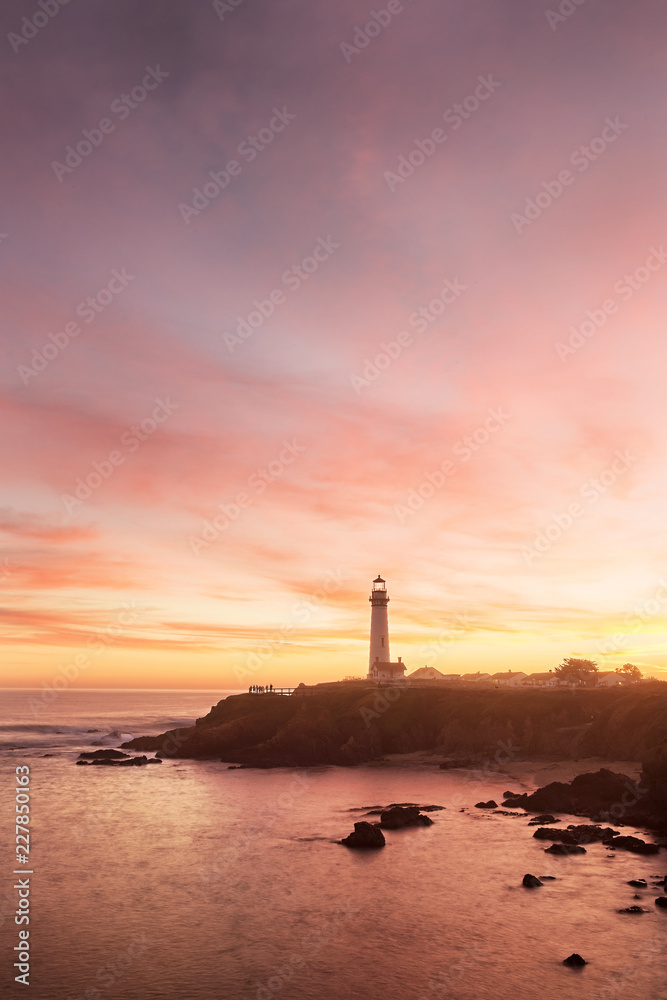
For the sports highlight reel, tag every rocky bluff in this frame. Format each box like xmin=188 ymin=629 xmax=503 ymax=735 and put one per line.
xmin=122 ymin=682 xmax=667 ymax=770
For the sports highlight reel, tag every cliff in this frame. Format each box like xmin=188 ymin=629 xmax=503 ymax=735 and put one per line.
xmin=121 ymin=681 xmax=667 ymax=767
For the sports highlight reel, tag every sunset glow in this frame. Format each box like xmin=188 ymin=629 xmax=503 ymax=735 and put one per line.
xmin=3 ymin=0 xmax=667 ymax=690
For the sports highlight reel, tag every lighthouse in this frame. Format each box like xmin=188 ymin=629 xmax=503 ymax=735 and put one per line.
xmin=367 ymin=575 xmax=407 ymax=681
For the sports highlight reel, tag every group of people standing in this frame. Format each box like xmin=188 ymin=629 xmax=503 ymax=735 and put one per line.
xmin=249 ymin=684 xmax=273 ymax=693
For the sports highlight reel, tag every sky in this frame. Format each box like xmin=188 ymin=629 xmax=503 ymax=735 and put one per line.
xmin=2 ymin=0 xmax=667 ymax=690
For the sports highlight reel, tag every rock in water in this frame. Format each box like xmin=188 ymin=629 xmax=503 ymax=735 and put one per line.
xmin=603 ymin=835 xmax=660 ymax=855
xmin=474 ymin=800 xmax=498 ymax=809
xmin=379 ymin=806 xmax=434 ymax=830
xmin=545 ymin=843 xmax=587 ymax=855
xmin=78 ymin=749 xmax=130 ymax=760
xmin=340 ymin=822 xmax=386 ymax=849
xmin=627 ymin=879 xmax=648 ymax=888
xmin=655 ymin=897 xmax=667 ymax=909
xmin=617 ymin=905 xmax=647 ymax=914
xmin=522 ymin=874 xmax=543 ymax=888
xmin=563 ymin=954 xmax=587 ymax=967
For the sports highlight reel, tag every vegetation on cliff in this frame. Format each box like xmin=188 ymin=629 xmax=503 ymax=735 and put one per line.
xmin=122 ymin=681 xmax=667 ymax=767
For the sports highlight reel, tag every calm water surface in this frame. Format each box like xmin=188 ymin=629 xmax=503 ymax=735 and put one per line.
xmin=0 ymin=689 xmax=665 ymax=1000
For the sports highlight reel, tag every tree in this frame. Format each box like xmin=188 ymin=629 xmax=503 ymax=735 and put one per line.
xmin=615 ymin=663 xmax=642 ymax=682
xmin=554 ymin=657 xmax=598 ymax=686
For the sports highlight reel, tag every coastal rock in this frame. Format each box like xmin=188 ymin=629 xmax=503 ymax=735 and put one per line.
xmin=340 ymin=822 xmax=386 ymax=849
xmin=545 ymin=843 xmax=586 ymax=855
xmin=627 ymin=879 xmax=648 ymax=888
xmin=655 ymin=897 xmax=667 ymax=908
xmin=78 ymin=749 xmax=130 ymax=760
xmin=562 ymin=954 xmax=587 ymax=967
xmin=75 ymin=755 xmax=161 ymax=767
xmin=503 ymin=790 xmax=520 ymax=799
xmin=568 ymin=824 xmax=619 ymax=843
xmin=474 ymin=800 xmax=498 ymax=809
xmin=504 ymin=752 xmax=667 ymax=836
xmin=503 ymin=768 xmax=633 ymax=819
xmin=379 ymin=806 xmax=434 ymax=830
xmin=533 ymin=828 xmax=578 ymax=844
xmin=528 ymin=814 xmax=559 ymax=825
xmin=604 ymin=835 xmax=659 ymax=855
xmin=617 ymin=905 xmax=647 ymax=914
xmin=522 ymin=874 xmax=543 ymax=888
xmin=534 ymin=824 xmax=619 ymax=845
xmin=362 ymin=802 xmax=442 ymax=816
xmin=121 ymin=686 xmax=667 ymax=770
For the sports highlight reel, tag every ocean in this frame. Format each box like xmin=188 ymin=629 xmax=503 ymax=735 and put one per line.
xmin=0 ymin=688 xmax=665 ymax=1000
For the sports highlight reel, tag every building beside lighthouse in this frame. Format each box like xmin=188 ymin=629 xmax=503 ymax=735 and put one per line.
xmin=367 ymin=575 xmax=407 ymax=681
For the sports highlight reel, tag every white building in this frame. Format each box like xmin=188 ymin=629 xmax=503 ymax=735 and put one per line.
xmin=406 ymin=666 xmax=461 ymax=682
xmin=522 ymin=671 xmax=558 ymax=687
xmin=596 ymin=670 xmax=631 ymax=687
xmin=367 ymin=575 xmax=407 ymax=681
xmin=491 ymin=670 xmax=527 ymax=687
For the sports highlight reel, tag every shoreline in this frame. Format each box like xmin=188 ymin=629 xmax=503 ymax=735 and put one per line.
xmin=365 ymin=750 xmax=642 ymax=785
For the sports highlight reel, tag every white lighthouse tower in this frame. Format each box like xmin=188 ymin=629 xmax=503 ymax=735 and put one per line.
xmin=367 ymin=575 xmax=407 ymax=681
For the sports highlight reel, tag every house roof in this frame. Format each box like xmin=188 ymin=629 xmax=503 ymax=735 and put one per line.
xmin=407 ymin=666 xmax=445 ymax=679
xmin=491 ymin=671 xmax=527 ymax=680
